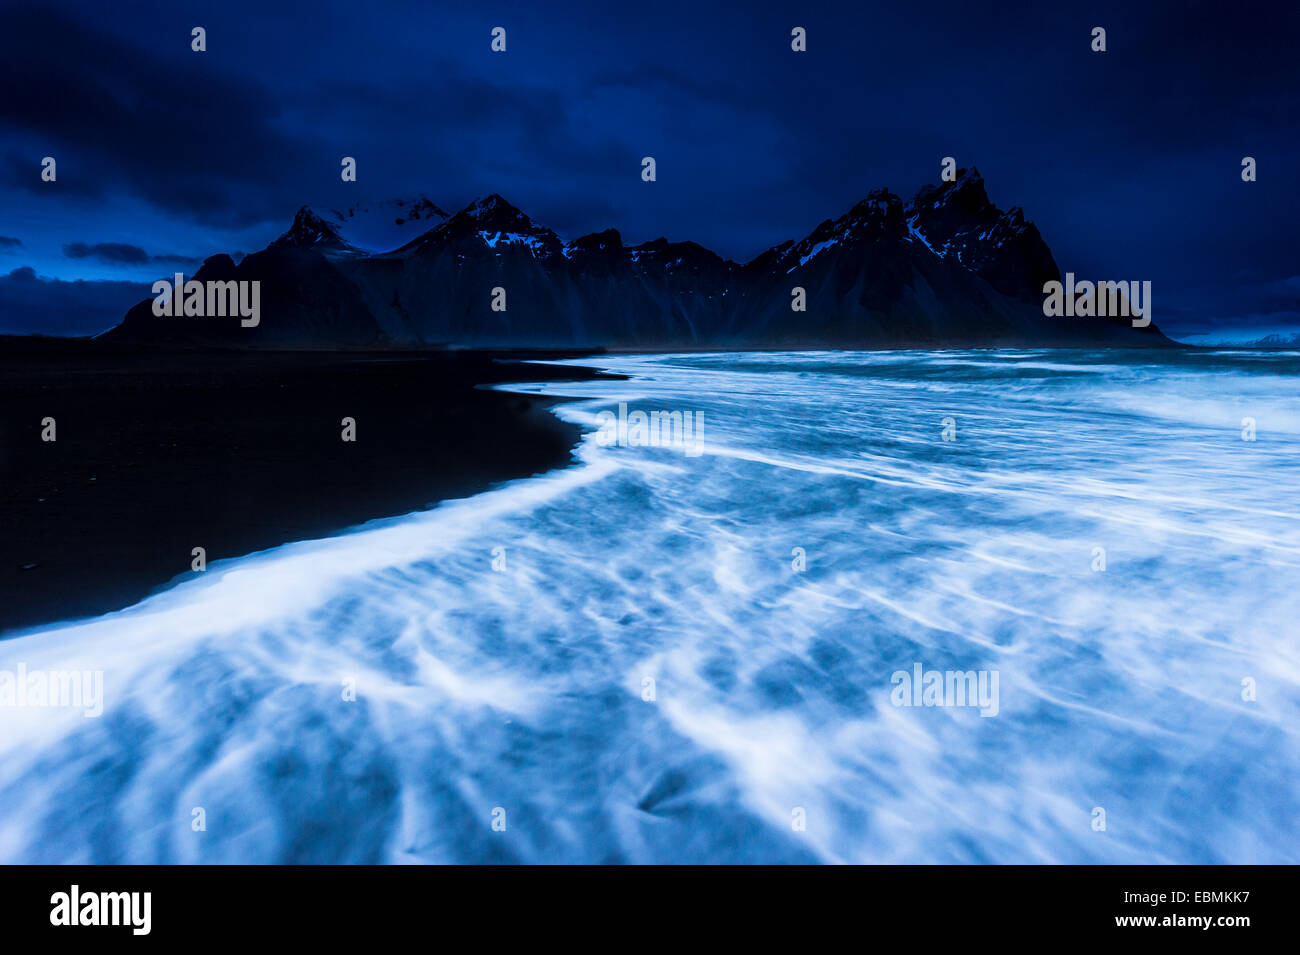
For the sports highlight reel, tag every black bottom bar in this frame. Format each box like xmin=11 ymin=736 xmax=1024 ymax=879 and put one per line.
xmin=0 ymin=865 xmax=1282 ymax=942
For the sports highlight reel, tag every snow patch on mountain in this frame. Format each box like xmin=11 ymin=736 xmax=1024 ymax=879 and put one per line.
xmin=479 ymin=230 xmax=550 ymax=253
xmin=328 ymin=198 xmax=449 ymax=253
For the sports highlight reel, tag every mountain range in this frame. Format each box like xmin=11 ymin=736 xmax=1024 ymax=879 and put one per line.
xmin=104 ymin=168 xmax=1170 ymax=349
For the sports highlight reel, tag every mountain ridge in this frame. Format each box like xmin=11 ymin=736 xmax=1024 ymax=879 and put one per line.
xmin=104 ymin=169 xmax=1172 ymax=349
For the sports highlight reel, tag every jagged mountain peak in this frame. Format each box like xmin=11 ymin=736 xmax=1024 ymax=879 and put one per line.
xmin=271 ymin=206 xmax=353 ymax=252
xmin=909 ymin=167 xmax=993 ymax=217
xmin=447 ymin=194 xmax=545 ymax=232
xmin=844 ymin=189 xmax=906 ymax=228
xmin=899 ymin=168 xmax=1059 ymax=300
xmin=465 ymin=193 xmax=516 ymax=215
xmin=397 ymin=193 xmax=564 ymax=258
xmin=758 ymin=188 xmax=909 ymax=274
xmin=455 ymin=194 xmax=538 ymax=230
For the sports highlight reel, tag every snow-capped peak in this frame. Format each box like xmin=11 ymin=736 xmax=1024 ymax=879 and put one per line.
xmin=272 ymin=198 xmax=451 ymax=256
xmin=271 ymin=206 xmax=353 ymax=252
xmin=327 ymin=197 xmax=449 ymax=253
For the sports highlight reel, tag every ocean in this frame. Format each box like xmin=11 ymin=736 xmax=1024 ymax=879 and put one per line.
xmin=2 ymin=349 xmax=1298 ymax=863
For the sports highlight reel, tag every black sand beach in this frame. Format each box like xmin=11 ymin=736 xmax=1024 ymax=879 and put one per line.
xmin=0 ymin=342 xmax=611 ymax=634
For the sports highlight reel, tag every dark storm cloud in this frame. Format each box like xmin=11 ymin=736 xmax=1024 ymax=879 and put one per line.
xmin=63 ymin=242 xmax=149 ymax=264
xmin=0 ymin=5 xmax=321 ymax=226
xmin=63 ymin=242 xmax=198 ymax=266
xmin=0 ymin=236 xmax=21 ymax=250
xmin=1 ymin=148 xmax=105 ymax=200
xmin=301 ymin=66 xmax=632 ymax=199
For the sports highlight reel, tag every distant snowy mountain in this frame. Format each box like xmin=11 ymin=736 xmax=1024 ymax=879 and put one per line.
xmin=271 ymin=198 xmax=450 ymax=256
xmin=1248 ymin=332 xmax=1300 ymax=348
xmin=106 ymin=169 xmax=1171 ymax=349
xmin=1174 ymin=329 xmax=1300 ymax=348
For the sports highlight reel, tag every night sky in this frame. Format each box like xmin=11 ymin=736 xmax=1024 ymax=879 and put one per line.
xmin=1 ymin=0 xmax=1296 ymax=340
